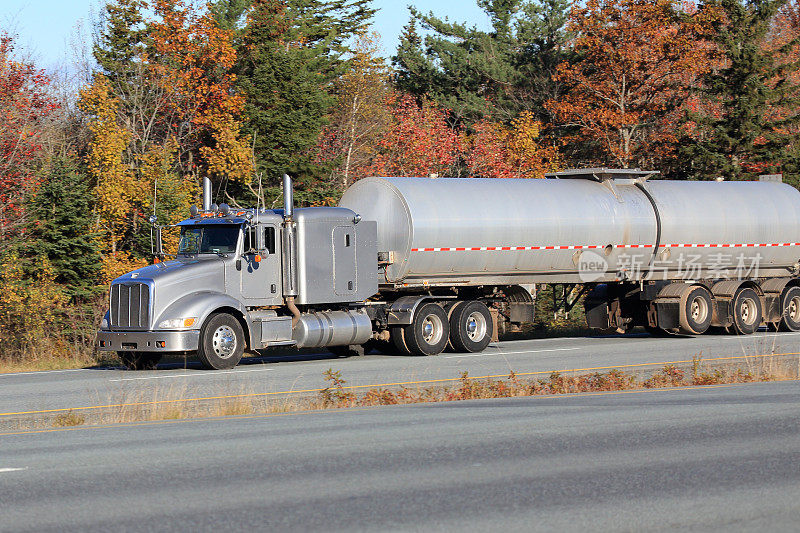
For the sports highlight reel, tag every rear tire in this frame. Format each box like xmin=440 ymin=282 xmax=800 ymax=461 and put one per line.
xmin=449 ymin=301 xmax=493 ymax=353
xmin=732 ymin=287 xmax=762 ymax=335
xmin=779 ymin=286 xmax=800 ymax=332
xmin=197 ymin=313 xmax=245 ymax=369
xmin=390 ymin=326 xmax=412 ymax=356
xmin=403 ymin=302 xmax=450 ymax=356
xmin=678 ymin=285 xmax=713 ymax=335
xmin=118 ymin=351 xmax=162 ymax=370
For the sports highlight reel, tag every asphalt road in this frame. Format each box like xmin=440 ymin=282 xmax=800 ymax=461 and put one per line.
xmin=1 ymin=381 xmax=799 ymax=532
xmin=3 ymin=330 xmax=800 ymax=416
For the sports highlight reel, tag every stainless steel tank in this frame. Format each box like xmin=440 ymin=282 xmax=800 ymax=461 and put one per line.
xmin=339 ymin=176 xmax=800 ymax=286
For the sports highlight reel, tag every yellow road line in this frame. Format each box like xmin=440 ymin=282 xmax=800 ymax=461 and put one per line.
xmin=1 ymin=352 xmax=797 ymax=418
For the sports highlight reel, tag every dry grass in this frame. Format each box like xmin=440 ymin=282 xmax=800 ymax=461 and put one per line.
xmin=0 ymin=354 xmax=788 ymax=431
xmin=0 ymin=353 xmax=102 ymax=373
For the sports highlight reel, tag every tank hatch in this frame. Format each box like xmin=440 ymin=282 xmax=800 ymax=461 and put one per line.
xmin=545 ymin=168 xmax=660 ymax=181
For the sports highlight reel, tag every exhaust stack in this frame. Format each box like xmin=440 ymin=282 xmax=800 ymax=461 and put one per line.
xmin=203 ymin=177 xmax=212 ymax=212
xmin=283 ymin=173 xmax=294 ymax=218
xmin=282 ymin=174 xmax=299 ymax=304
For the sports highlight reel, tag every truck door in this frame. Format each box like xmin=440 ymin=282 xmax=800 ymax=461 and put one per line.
xmin=241 ymin=224 xmax=281 ymax=304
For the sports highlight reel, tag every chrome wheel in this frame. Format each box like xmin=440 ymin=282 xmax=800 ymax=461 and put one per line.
xmin=212 ymin=325 xmax=237 ymax=358
xmin=421 ymin=313 xmax=445 ymax=346
xmin=466 ymin=311 xmax=488 ymax=342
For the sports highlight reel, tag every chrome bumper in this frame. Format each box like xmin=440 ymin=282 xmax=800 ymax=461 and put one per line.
xmin=97 ymin=329 xmax=200 ymax=352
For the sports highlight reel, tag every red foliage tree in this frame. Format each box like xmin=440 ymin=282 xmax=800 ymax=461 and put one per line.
xmin=0 ymin=35 xmax=57 ymax=244
xmin=362 ymin=94 xmax=462 ymax=178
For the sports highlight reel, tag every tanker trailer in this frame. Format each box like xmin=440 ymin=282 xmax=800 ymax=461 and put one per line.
xmin=98 ymin=169 xmax=800 ymax=370
xmin=340 ymin=169 xmax=800 ymax=350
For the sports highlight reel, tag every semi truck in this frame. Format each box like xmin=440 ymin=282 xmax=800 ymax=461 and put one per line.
xmin=97 ymin=169 xmax=800 ymax=370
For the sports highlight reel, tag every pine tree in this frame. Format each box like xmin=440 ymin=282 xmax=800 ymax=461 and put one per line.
xmin=25 ymin=157 xmax=101 ymax=300
xmin=235 ymin=0 xmax=375 ymax=186
xmin=210 ymin=0 xmax=252 ymax=29
xmin=93 ymin=0 xmax=148 ymax=84
xmin=681 ymin=0 xmax=800 ymax=183
xmin=392 ymin=0 xmax=571 ymax=125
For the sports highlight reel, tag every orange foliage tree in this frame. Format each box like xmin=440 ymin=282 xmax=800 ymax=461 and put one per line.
xmin=149 ymin=0 xmax=253 ymax=183
xmin=467 ymin=111 xmax=560 ymax=178
xmin=547 ymin=0 xmax=713 ymax=169
xmin=81 ymin=0 xmax=253 ymax=277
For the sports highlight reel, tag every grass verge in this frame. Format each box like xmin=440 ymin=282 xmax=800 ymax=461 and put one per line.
xmin=1 ymin=353 xmax=798 ymax=432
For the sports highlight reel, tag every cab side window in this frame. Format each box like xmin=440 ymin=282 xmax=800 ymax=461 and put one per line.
xmin=264 ymin=226 xmax=276 ymax=254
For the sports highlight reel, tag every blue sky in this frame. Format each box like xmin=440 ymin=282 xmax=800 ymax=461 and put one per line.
xmin=2 ymin=0 xmax=491 ymax=72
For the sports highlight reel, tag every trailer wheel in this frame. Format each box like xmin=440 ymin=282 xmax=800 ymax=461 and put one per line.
xmin=449 ymin=301 xmax=493 ymax=353
xmin=732 ymin=287 xmax=762 ymax=335
xmin=779 ymin=286 xmax=800 ymax=332
xmin=678 ymin=285 xmax=713 ymax=335
xmin=403 ymin=303 xmax=450 ymax=356
xmin=118 ymin=351 xmax=162 ymax=370
xmin=197 ymin=313 xmax=245 ymax=369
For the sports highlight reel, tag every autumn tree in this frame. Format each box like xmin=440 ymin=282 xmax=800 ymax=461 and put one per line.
xmin=84 ymin=0 xmax=253 ymax=277
xmin=363 ymin=94 xmax=462 ymax=177
xmin=317 ymin=32 xmax=391 ymax=189
xmin=466 ymin=111 xmax=560 ymax=178
xmin=149 ymin=0 xmax=253 ymax=183
xmin=547 ymin=0 xmax=712 ymax=170
xmin=0 ymin=34 xmax=58 ymax=246
xmin=681 ymin=0 xmax=800 ymax=183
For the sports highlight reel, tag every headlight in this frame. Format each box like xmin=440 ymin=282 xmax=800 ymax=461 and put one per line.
xmin=158 ymin=317 xmax=198 ymax=329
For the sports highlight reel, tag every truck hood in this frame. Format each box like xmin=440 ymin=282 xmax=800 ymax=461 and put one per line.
xmin=113 ymin=256 xmax=225 ymax=294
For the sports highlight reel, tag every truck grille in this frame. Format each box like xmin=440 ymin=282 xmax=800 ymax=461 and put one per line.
xmin=110 ymin=283 xmax=151 ymax=330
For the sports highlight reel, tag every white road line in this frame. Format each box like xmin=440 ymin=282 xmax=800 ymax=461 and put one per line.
xmin=0 ymin=468 xmax=27 ymax=473
xmin=109 ymin=368 xmax=274 ymax=382
xmin=0 ymin=368 xmax=89 ymax=378
xmin=445 ymin=347 xmax=583 ymax=359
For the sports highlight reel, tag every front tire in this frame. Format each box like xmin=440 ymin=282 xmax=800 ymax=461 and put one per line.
xmin=197 ymin=313 xmax=245 ymax=370
xmin=449 ymin=301 xmax=493 ymax=353
xmin=118 ymin=351 xmax=162 ymax=370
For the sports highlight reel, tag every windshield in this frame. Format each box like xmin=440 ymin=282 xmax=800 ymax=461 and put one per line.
xmin=179 ymin=225 xmax=241 ymax=255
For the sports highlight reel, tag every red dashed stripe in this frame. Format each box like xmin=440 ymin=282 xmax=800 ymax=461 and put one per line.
xmin=410 ymin=243 xmax=800 ymax=252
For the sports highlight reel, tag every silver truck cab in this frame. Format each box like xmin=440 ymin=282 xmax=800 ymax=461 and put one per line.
xmin=97 ymin=178 xmax=379 ymax=371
